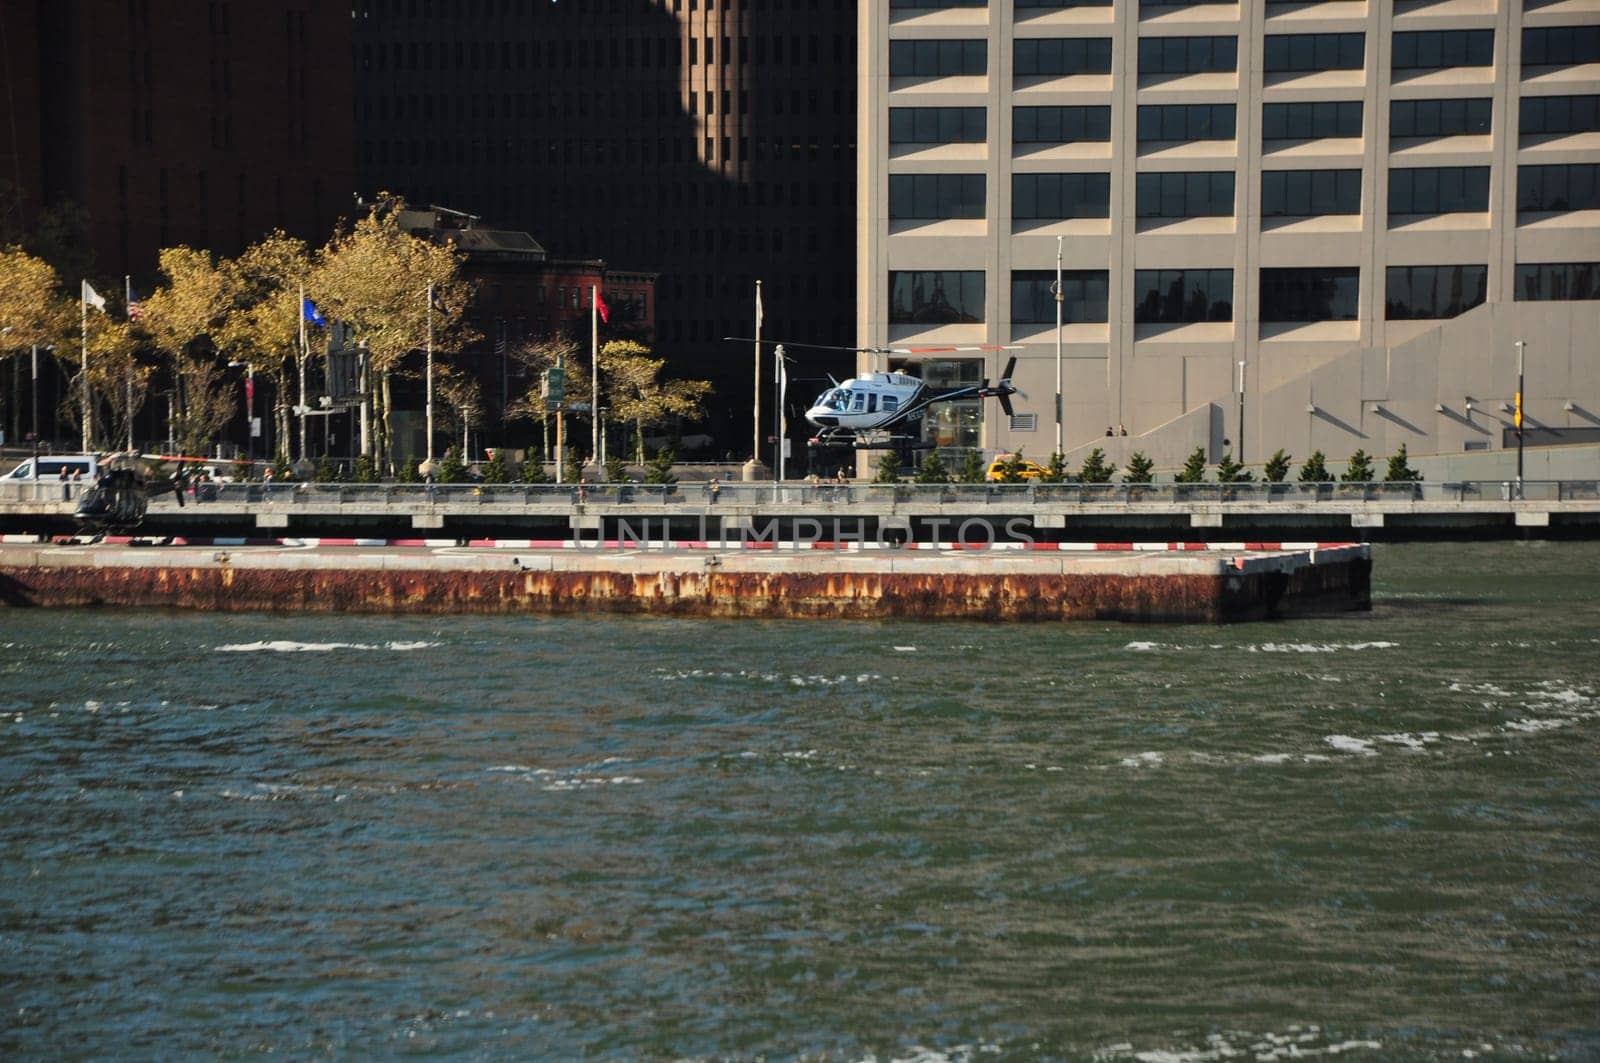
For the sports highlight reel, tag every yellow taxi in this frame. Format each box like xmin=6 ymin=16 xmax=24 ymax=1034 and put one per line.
xmin=985 ymin=456 xmax=1049 ymax=482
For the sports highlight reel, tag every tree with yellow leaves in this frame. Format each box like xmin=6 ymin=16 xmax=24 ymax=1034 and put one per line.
xmin=221 ymin=232 xmax=315 ymax=460
xmin=138 ymin=247 xmax=240 ymax=456
xmin=599 ymin=339 xmax=712 ymax=464
xmin=308 ymin=195 xmax=475 ymax=469
xmin=0 ymin=246 xmax=74 ymax=438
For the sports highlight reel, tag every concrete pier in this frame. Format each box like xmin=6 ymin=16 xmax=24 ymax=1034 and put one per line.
xmin=0 ymin=541 xmax=1370 ymax=623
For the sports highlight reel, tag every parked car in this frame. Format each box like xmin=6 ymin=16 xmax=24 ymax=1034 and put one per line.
xmin=4 ymin=454 xmax=101 ymax=481
xmin=985 ymin=456 xmax=1048 ymax=482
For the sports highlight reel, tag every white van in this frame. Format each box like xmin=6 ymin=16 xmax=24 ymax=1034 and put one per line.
xmin=4 ymin=454 xmax=101 ymax=482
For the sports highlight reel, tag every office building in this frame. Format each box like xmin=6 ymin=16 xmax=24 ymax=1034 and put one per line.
xmin=859 ymin=0 xmax=1600 ymax=470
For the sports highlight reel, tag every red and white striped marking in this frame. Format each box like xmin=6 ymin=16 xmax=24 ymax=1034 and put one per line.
xmin=26 ymin=535 xmax=1361 ymax=553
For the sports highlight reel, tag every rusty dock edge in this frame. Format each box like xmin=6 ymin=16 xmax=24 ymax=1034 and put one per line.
xmin=0 ymin=546 xmax=1370 ymax=623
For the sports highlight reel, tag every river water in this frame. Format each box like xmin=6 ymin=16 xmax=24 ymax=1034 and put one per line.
xmin=1 ymin=542 xmax=1596 ymax=1060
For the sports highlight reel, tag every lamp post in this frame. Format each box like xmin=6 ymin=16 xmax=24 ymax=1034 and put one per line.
xmin=1053 ymin=235 xmax=1064 ymax=457
xmin=1236 ymin=359 xmax=1246 ymax=465
xmin=1514 ymin=339 xmax=1526 ymax=499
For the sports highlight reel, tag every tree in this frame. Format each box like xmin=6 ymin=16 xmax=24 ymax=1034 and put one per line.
xmin=316 ymin=454 xmax=338 ymax=482
xmin=600 ymin=339 xmax=712 ymax=464
xmin=353 ymin=454 xmax=379 ymax=482
xmin=308 ymin=194 xmax=476 ymax=467
xmin=221 ymin=232 xmax=315 ymax=461
xmin=1215 ymin=450 xmax=1254 ymax=483
xmin=505 ymin=335 xmax=583 ymax=464
xmin=397 ymin=456 xmax=420 ymax=483
xmin=0 ymin=246 xmax=72 ymax=357
xmin=1384 ymin=444 xmax=1423 ymax=482
xmin=874 ymin=451 xmax=901 ymax=483
xmin=1124 ymin=451 xmax=1155 ymax=484
xmin=1263 ymin=448 xmax=1291 ymax=483
xmin=481 ymin=450 xmax=510 ymax=483
xmin=437 ymin=445 xmax=466 ymax=483
xmin=1298 ymin=450 xmax=1330 ymax=482
xmin=1175 ymin=446 xmax=1208 ymax=483
xmin=1042 ymin=451 xmax=1067 ymax=484
xmin=1078 ymin=447 xmax=1113 ymax=483
xmin=1342 ymin=449 xmax=1374 ymax=482
xmin=958 ymin=450 xmax=985 ymax=483
xmin=645 ymin=448 xmax=677 ymax=485
xmin=435 ymin=365 xmax=484 ymax=463
xmin=603 ymin=454 xmax=628 ymax=483
xmin=139 ymin=247 xmax=241 ymax=456
xmin=915 ymin=449 xmax=950 ymax=484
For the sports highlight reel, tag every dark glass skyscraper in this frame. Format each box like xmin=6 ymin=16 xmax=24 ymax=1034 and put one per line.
xmin=352 ymin=0 xmax=859 ymax=450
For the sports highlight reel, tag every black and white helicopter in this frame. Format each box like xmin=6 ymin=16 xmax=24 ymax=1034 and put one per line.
xmin=73 ymin=452 xmax=191 ymax=532
xmin=727 ymin=338 xmax=1023 ymax=450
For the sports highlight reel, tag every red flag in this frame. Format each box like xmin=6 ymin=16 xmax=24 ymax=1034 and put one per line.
xmin=595 ymin=289 xmax=610 ymax=324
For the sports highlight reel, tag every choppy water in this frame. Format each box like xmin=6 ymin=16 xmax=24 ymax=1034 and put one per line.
xmin=1 ymin=542 xmax=1597 ymax=1060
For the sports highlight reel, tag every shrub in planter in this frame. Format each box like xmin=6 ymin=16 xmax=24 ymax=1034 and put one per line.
xmin=1297 ymin=450 xmax=1330 ymax=491
xmin=1079 ymin=447 xmax=1114 ymax=484
xmin=874 ymin=451 xmax=901 ymax=484
xmin=1123 ymin=451 xmax=1154 ymax=484
xmin=1263 ymin=449 xmax=1291 ymax=483
xmin=1342 ymin=449 xmax=1374 ymax=483
xmin=915 ymin=450 xmax=950 ymax=484
xmin=1042 ymin=451 xmax=1067 ymax=485
xmin=958 ymin=450 xmax=985 ymax=484
xmin=1384 ymin=444 xmax=1422 ymax=482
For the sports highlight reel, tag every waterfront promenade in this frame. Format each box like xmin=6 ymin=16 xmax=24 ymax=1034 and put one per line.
xmin=2 ymin=478 xmax=1597 ymax=541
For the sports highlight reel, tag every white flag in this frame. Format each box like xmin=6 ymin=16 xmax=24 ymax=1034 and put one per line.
xmin=755 ymin=284 xmax=764 ymax=330
xmin=83 ymin=281 xmax=107 ymax=313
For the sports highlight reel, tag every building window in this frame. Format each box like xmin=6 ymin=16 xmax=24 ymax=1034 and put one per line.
xmin=1522 ymin=26 xmax=1600 ymax=68
xmin=1133 ymin=269 xmax=1233 ymax=323
xmin=1017 ymin=0 xmax=1111 ymax=7
xmin=1385 ymin=265 xmax=1488 ymax=319
xmin=1518 ymin=163 xmax=1600 ymax=212
xmin=1390 ymin=98 xmax=1492 ymax=140
xmin=1012 ymin=173 xmax=1111 ymax=219
xmin=1138 ymin=36 xmax=1238 ymax=76
xmin=1136 ymin=103 xmax=1237 ymax=142
xmin=890 ymin=0 xmax=987 ymax=7
xmin=890 ymin=271 xmax=986 ymax=324
xmin=1140 ymin=0 xmax=1237 ymax=6
xmin=1263 ymin=33 xmax=1363 ymax=73
xmin=1388 ymin=167 xmax=1491 ymax=216
xmin=1260 ymin=267 xmax=1360 ymax=322
xmin=1015 ymin=38 xmax=1113 ymax=76
xmin=1261 ymin=101 xmax=1362 ymax=141
xmin=1135 ymin=171 xmax=1235 ymax=218
xmin=1391 ymin=30 xmax=1494 ymax=71
xmin=1262 ymin=169 xmax=1361 ymax=216
xmin=889 ymin=107 xmax=987 ymax=144
xmin=1520 ymin=95 xmax=1600 ymax=136
xmin=889 ymin=173 xmax=986 ymax=220
xmin=1514 ymin=262 xmax=1600 ymax=301
xmin=1011 ymin=270 xmax=1110 ymax=324
xmin=1013 ymin=105 xmax=1112 ymax=143
xmin=889 ymin=39 xmax=986 ymax=77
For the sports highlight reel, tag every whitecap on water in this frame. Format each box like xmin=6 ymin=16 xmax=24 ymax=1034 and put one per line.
xmin=1092 ymin=1027 xmax=1382 ymax=1062
xmin=1252 ymin=641 xmax=1398 ymax=654
xmin=215 ymin=640 xmax=440 ymax=653
xmin=1325 ymin=735 xmax=1377 ymax=756
xmin=1119 ymin=751 xmax=1163 ymax=768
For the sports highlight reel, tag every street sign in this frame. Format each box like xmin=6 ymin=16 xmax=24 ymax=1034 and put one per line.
xmin=250 ymin=417 xmax=262 ymax=438
xmin=542 ymin=366 xmax=565 ymax=404
xmin=568 ymin=402 xmax=591 ymax=412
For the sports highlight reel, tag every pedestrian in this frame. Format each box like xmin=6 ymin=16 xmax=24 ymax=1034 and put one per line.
xmin=708 ymin=476 xmax=721 ymax=503
xmin=262 ymin=466 xmax=274 ymax=503
xmin=1105 ymin=426 xmax=1114 ymax=437
xmin=1118 ymin=424 xmax=1128 ymax=436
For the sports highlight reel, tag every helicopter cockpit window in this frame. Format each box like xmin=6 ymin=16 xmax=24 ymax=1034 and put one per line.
xmin=820 ymin=389 xmax=849 ymax=411
xmin=851 ymin=392 xmax=867 ymax=412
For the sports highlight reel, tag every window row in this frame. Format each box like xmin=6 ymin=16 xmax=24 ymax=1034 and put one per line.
xmin=1520 ymin=95 xmax=1600 ymax=136
xmin=888 ymin=25 xmax=1600 ymax=82
xmin=889 ymin=263 xmax=1594 ymax=327
xmin=1390 ymin=97 xmax=1491 ymax=139
xmin=884 ymin=165 xmax=1600 ymax=222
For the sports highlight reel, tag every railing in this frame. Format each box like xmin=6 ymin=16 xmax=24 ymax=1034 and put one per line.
xmin=2 ymin=479 xmax=1597 ymax=507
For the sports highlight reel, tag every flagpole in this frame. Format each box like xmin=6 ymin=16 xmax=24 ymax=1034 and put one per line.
xmin=124 ymin=275 xmax=134 ymax=450
xmin=753 ymin=280 xmax=762 ymax=462
xmin=426 ymin=281 xmax=435 ymax=464
xmin=591 ymin=284 xmax=599 ymax=467
xmin=80 ymin=280 xmax=90 ymax=451
xmin=772 ymin=344 xmax=784 ymax=499
xmin=778 ymin=344 xmax=788 ymax=486
xmin=298 ymin=282 xmax=308 ymax=462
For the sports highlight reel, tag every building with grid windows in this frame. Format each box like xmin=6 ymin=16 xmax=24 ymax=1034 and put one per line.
xmin=859 ymin=0 xmax=1600 ymax=472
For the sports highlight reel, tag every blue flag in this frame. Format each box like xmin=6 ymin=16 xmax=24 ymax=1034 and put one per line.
xmin=302 ymin=298 xmax=326 ymax=327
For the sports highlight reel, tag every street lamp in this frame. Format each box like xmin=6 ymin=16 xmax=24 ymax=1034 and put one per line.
xmin=1236 ymin=359 xmax=1247 ymax=465
xmin=1053 ymin=236 xmax=1063 ymax=456
xmin=228 ymin=360 xmax=255 ymax=463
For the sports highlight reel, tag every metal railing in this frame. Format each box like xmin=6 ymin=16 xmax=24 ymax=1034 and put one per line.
xmin=2 ymin=478 xmax=1596 ymax=507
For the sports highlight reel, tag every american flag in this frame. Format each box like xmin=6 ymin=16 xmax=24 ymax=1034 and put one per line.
xmin=127 ymin=286 xmax=145 ymax=322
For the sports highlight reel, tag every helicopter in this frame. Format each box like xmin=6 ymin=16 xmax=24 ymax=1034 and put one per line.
xmin=726 ymin=338 xmax=1022 ymax=450
xmin=72 ymin=452 xmax=192 ymax=531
